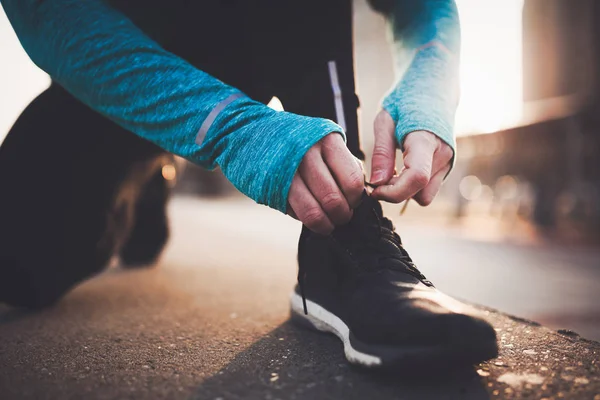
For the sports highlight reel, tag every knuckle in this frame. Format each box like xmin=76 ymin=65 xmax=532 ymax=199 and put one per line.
xmin=301 ymin=207 xmax=329 ymax=233
xmin=372 ymin=144 xmax=393 ymax=160
xmin=321 ymin=192 xmax=344 ymax=212
xmin=302 ymin=206 xmax=326 ymax=228
xmin=355 ymin=157 xmax=365 ymax=172
xmin=348 ymin=170 xmax=365 ymax=191
xmin=411 ymin=169 xmax=430 ymax=188
xmin=346 ymin=172 xmax=365 ymax=206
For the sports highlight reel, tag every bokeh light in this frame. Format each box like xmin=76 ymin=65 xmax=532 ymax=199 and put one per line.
xmin=459 ymin=175 xmax=483 ymax=201
xmin=455 ymin=0 xmax=525 ymax=136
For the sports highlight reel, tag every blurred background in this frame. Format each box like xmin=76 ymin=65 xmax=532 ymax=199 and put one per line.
xmin=1 ymin=0 xmax=599 ymax=340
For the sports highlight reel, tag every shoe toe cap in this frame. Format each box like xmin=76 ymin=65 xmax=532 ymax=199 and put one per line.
xmin=439 ymin=311 xmax=498 ymax=348
xmin=350 ymin=285 xmax=498 ymax=350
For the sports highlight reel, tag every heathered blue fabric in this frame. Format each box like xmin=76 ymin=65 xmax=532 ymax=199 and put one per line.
xmin=1 ymin=0 xmax=344 ymax=213
xmin=2 ymin=0 xmax=458 ymax=211
xmin=381 ymin=0 xmax=460 ymax=155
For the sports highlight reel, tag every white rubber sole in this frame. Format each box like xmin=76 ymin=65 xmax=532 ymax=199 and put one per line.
xmin=290 ymin=292 xmax=382 ymax=367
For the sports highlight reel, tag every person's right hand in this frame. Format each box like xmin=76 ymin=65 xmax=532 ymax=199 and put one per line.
xmin=287 ymin=133 xmax=365 ymax=235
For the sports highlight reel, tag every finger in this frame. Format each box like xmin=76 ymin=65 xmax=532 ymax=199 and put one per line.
xmin=431 ymin=142 xmax=454 ymax=176
xmin=288 ymin=174 xmax=334 ymax=235
xmin=320 ymin=134 xmax=365 ymax=209
xmin=370 ymin=111 xmax=397 ymax=185
xmin=413 ymin=164 xmax=451 ymax=206
xmin=300 ymin=149 xmax=352 ymax=225
xmin=371 ymin=135 xmax=436 ymax=203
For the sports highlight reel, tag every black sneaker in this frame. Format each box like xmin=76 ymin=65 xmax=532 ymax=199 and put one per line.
xmin=290 ymin=193 xmax=498 ymax=369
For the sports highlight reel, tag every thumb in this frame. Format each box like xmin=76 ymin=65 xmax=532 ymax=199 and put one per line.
xmin=370 ymin=110 xmax=397 ymax=185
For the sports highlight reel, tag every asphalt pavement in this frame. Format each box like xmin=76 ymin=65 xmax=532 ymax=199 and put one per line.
xmin=0 ymin=196 xmax=599 ymax=400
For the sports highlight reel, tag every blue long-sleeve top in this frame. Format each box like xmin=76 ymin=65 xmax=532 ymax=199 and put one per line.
xmin=1 ymin=0 xmax=460 ymax=212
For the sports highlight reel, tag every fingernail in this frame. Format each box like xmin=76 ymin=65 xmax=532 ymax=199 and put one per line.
xmin=371 ymin=170 xmax=383 ymax=184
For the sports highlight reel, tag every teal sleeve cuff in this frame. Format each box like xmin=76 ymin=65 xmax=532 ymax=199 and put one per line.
xmin=383 ymin=45 xmax=459 ymax=163
xmin=199 ymin=95 xmax=345 ymax=212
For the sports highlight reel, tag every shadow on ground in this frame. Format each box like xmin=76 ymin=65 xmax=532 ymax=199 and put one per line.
xmin=191 ymin=321 xmax=490 ymax=400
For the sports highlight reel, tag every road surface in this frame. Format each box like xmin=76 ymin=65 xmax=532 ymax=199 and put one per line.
xmin=1 ymin=196 xmax=599 ymax=399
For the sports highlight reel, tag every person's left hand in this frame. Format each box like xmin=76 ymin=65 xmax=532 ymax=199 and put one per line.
xmin=368 ymin=110 xmax=454 ymax=206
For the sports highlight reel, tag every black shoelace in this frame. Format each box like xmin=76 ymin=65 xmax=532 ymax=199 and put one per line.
xmin=357 ymin=207 xmax=433 ymax=285
xmin=297 ymin=200 xmax=433 ymax=315
xmin=375 ymin=214 xmax=434 ymax=287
